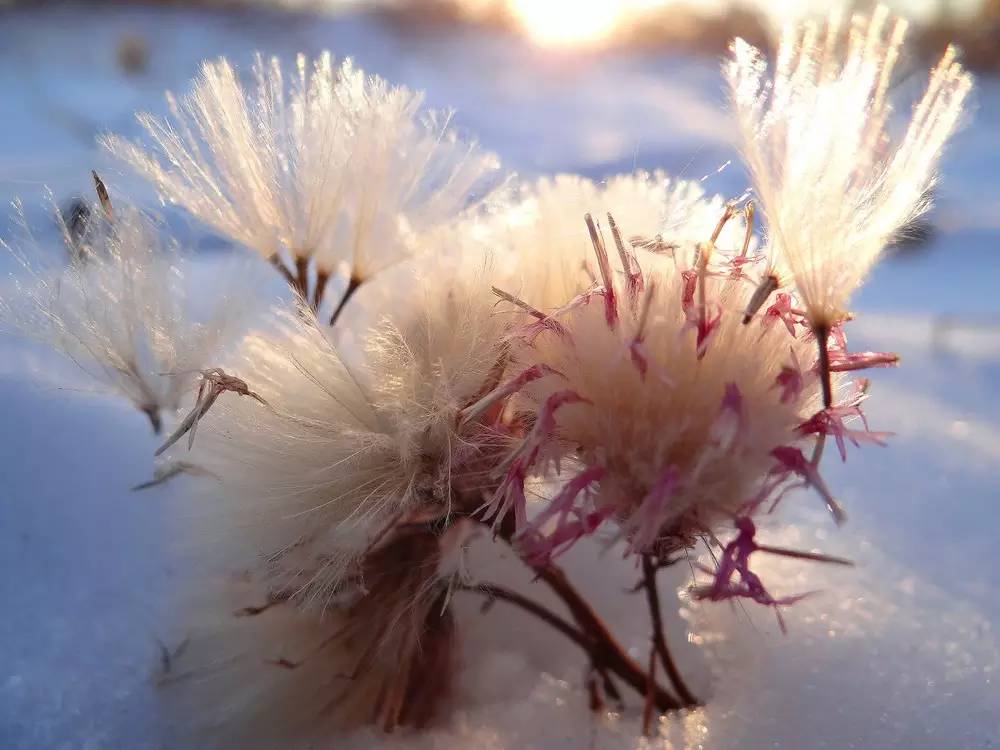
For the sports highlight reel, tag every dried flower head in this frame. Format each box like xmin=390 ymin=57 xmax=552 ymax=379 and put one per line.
xmin=156 ymin=250 xmax=511 ymax=732
xmin=1 ymin=191 xmax=244 ymax=432
xmin=171 ymin=248 xmax=508 ymax=608
xmin=728 ymin=7 xmax=971 ymax=332
xmin=494 ymin=202 xmax=848 ymax=561
xmin=104 ymin=52 xmax=502 ymax=309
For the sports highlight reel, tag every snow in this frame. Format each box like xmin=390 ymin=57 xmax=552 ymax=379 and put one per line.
xmin=1 ymin=2 xmax=998 ymax=748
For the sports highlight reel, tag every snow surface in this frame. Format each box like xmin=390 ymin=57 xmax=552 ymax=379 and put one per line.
xmin=1 ymin=3 xmax=998 ymax=748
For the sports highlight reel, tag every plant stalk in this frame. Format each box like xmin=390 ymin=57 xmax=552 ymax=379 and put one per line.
xmin=641 ymin=554 xmax=699 ymax=706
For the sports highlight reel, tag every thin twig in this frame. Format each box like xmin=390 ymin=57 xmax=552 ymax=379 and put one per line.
xmin=641 ymin=554 xmax=699 ymax=707
xmin=467 ymin=581 xmax=626 ymax=713
xmin=755 ymin=544 xmax=854 ymax=566
xmin=531 ymin=560 xmax=682 ymax=712
xmin=269 ymin=253 xmax=297 ymax=288
xmin=642 ymin=644 xmax=658 ymax=736
xmin=330 ymin=275 xmax=362 ymax=326
xmin=814 ymin=323 xmax=833 ymax=409
xmin=486 ymin=515 xmax=683 ymax=711
xmin=313 ymin=269 xmax=330 ymax=312
xmin=458 ymin=582 xmax=589 ymax=652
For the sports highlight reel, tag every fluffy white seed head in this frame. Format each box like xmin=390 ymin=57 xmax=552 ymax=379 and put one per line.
xmin=104 ymin=53 xmax=502 ymax=282
xmin=174 ymin=309 xmax=401 ymax=606
xmin=176 ymin=249 xmax=509 ymax=607
xmin=162 ymin=251 xmax=508 ymax=736
xmin=1 ymin=199 xmax=244 ymax=431
xmin=727 ymin=7 xmax=971 ymax=328
xmin=365 ymin=256 xmax=512 ymax=499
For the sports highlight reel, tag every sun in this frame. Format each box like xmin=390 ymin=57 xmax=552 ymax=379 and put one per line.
xmin=509 ymin=0 xmax=623 ymax=47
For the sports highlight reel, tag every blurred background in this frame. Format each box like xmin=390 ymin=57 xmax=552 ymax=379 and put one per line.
xmin=0 ymin=1 xmax=997 ymax=748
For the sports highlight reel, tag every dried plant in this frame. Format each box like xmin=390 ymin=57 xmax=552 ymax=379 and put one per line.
xmin=728 ymin=7 xmax=971 ymax=405
xmin=1 ymin=179 xmax=255 ymax=433
xmin=1 ymin=7 xmax=971 ymax=745
xmin=103 ymin=52 xmax=503 ymax=318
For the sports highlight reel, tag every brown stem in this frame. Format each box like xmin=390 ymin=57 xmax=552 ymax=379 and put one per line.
xmin=739 ymin=201 xmax=755 ymax=258
xmin=139 ymin=403 xmax=162 ymax=435
xmin=530 ymin=563 xmax=682 ymax=713
xmin=709 ymin=203 xmax=735 ymax=245
xmin=313 ymin=269 xmax=330 ymax=312
xmin=483 ymin=516 xmax=682 ymax=713
xmin=586 ymin=670 xmax=605 ymax=712
xmin=330 ymin=275 xmax=362 ymax=326
xmin=460 ymin=582 xmax=590 ymax=652
xmin=642 ymin=645 xmax=657 ymax=736
xmin=461 ymin=582 xmax=626 ymax=713
xmin=641 ymin=554 xmax=699 ymax=707
xmin=696 ymin=246 xmax=709 ymax=350
xmin=598 ymin=666 xmax=624 ymax=706
xmin=814 ymin=323 xmax=833 ymax=409
xmin=269 ymin=254 xmax=297 ymax=288
xmin=294 ymin=256 xmax=310 ymax=300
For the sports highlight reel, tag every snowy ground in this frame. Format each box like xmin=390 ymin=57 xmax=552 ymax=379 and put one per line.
xmin=0 ymin=2 xmax=998 ymax=748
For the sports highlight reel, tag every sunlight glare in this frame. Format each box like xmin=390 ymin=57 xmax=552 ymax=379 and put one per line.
xmin=510 ymin=0 xmax=623 ymax=47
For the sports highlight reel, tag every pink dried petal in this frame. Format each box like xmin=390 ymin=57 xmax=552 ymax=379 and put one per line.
xmin=805 ymin=319 xmax=849 ymax=351
xmin=480 ymin=390 xmax=589 ymax=529
xmin=624 ymin=467 xmax=681 ymax=553
xmin=680 ymin=270 xmax=721 ymax=356
xmin=521 ymin=465 xmax=605 ymax=538
xmin=761 ymin=293 xmax=802 ymax=337
xmin=628 ymin=340 xmax=649 ymax=378
xmin=608 ymin=213 xmax=644 ymax=305
xmin=830 ymin=322 xmax=848 ymax=351
xmin=739 ymin=471 xmax=787 ymax=517
xmin=585 ymin=213 xmax=618 ymax=329
xmin=697 ymin=306 xmax=722 ymax=356
xmin=493 ymin=286 xmax=571 ymax=343
xmin=518 ymin=466 xmax=605 ymax=565
xmin=772 ymin=347 xmax=805 ymax=404
xmin=627 ymin=281 xmax=658 ymax=380
xmin=797 ymin=406 xmax=892 ymax=462
xmin=727 ymin=251 xmax=764 ymax=281
xmin=516 ymin=318 xmax=569 ymax=343
xmin=460 ymin=364 xmax=560 ymax=425
xmin=622 ymin=264 xmax=644 ymax=303
xmin=827 ymin=350 xmax=900 ymax=372
xmin=556 ymin=285 xmax=601 ymax=316
xmin=690 ymin=517 xmax=812 ymax=634
xmin=524 ymin=509 xmax=613 ymax=566
xmin=711 ymin=383 xmax=746 ymax=450
xmin=769 ymin=445 xmax=844 ymax=522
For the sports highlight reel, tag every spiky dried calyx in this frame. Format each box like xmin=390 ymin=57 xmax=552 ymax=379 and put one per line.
xmin=486 ymin=202 xmax=893 ymax=624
